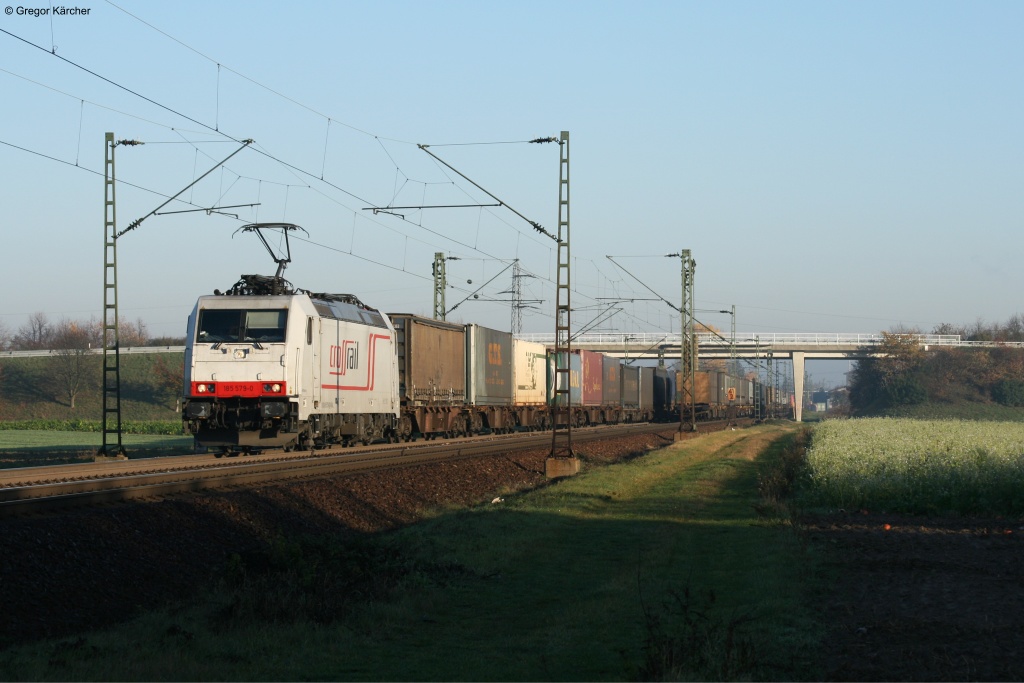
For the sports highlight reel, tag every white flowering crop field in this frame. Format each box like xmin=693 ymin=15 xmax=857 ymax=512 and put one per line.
xmin=802 ymin=418 xmax=1024 ymax=514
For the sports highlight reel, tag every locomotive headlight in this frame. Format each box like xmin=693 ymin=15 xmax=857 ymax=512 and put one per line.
xmin=197 ymin=384 xmax=207 ymax=393
xmin=272 ymin=383 xmax=281 ymax=393
xmin=263 ymin=383 xmax=282 ymax=393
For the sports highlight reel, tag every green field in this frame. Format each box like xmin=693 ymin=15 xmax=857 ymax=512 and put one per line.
xmin=800 ymin=417 xmax=1024 ymax=515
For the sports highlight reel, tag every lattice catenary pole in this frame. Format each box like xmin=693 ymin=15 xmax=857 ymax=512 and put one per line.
xmin=511 ymin=259 xmax=523 ymax=336
xmin=433 ymin=252 xmax=446 ymax=320
xmin=549 ymin=131 xmax=575 ymax=462
xmin=99 ymin=132 xmax=126 ymax=458
xmin=680 ymin=249 xmax=696 ymax=433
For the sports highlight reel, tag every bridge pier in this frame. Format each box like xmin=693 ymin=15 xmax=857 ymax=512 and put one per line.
xmin=792 ymin=351 xmax=805 ymax=422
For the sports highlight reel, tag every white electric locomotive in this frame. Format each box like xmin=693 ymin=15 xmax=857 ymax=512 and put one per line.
xmin=182 ymin=274 xmax=399 ymax=455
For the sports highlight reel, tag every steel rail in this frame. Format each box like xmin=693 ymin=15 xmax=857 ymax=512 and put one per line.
xmin=0 ymin=423 xmax=677 ymax=518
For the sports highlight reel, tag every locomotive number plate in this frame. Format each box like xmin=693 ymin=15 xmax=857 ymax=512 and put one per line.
xmin=220 ymin=382 xmax=260 ymax=396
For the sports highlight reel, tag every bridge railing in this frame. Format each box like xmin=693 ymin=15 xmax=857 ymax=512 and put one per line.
xmin=514 ymin=332 xmax=970 ymax=347
xmin=0 ymin=346 xmax=185 ymax=358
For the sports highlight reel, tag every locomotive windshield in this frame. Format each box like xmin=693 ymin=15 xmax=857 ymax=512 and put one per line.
xmin=197 ymin=309 xmax=288 ymax=343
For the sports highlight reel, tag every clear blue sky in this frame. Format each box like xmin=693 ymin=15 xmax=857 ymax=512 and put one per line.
xmin=1 ymin=1 xmax=1021 ymax=384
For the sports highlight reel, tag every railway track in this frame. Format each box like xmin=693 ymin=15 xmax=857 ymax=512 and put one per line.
xmin=0 ymin=422 xmax=684 ymax=517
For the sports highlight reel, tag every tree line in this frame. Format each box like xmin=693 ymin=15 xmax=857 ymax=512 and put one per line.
xmin=850 ymin=314 xmax=1024 ymax=414
xmin=0 ymin=312 xmax=186 ymax=352
xmin=0 ymin=313 xmax=185 ymax=410
xmin=931 ymin=314 xmax=1024 ymax=343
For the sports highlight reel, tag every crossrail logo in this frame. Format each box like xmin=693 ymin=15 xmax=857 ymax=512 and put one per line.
xmin=324 ymin=334 xmax=390 ymax=391
xmin=330 ymin=341 xmax=359 ymax=375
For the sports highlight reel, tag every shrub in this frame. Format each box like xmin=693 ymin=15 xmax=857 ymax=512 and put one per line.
xmin=992 ymin=379 xmax=1024 ymax=407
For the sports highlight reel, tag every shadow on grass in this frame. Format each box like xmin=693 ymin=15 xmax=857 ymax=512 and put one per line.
xmin=0 ymin=426 xmax=818 ymax=681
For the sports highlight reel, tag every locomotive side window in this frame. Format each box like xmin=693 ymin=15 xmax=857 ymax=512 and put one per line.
xmin=197 ymin=309 xmax=288 ymax=343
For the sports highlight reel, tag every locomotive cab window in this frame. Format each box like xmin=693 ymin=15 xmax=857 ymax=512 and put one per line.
xmin=197 ymin=309 xmax=288 ymax=343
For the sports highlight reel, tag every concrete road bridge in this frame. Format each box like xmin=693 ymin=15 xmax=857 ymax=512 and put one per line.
xmin=517 ymin=332 xmax=1024 ymax=421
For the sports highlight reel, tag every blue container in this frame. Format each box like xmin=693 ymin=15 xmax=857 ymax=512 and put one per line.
xmin=547 ymin=350 xmax=581 ymax=406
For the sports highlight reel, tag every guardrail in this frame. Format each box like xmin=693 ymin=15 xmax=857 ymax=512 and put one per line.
xmin=0 ymin=346 xmax=185 ymax=358
xmin=4 ymin=335 xmax=1024 ymax=358
xmin=515 ymin=333 xmax=1024 ymax=349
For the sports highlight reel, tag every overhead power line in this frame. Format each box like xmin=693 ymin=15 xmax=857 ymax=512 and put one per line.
xmin=1 ymin=24 xmax=622 ymax=325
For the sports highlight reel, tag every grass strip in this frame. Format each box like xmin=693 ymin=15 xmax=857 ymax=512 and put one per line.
xmin=0 ymin=422 xmax=822 ymax=681
xmin=0 ymin=420 xmax=184 ymax=434
xmin=0 ymin=431 xmax=194 ymax=468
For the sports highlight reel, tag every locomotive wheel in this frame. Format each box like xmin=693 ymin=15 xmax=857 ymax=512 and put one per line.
xmin=398 ymin=415 xmax=414 ymax=442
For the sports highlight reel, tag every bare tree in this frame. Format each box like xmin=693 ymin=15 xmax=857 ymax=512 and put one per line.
xmin=49 ymin=319 xmax=97 ymax=409
xmin=932 ymin=322 xmax=967 ymax=338
xmin=0 ymin=319 xmax=11 ymax=351
xmin=1000 ymin=314 xmax=1024 ymax=342
xmin=13 ymin=312 xmax=53 ymax=350
xmin=119 ymin=318 xmax=149 ymax=347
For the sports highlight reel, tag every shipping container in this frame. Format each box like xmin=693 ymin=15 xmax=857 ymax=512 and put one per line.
xmin=466 ymin=324 xmax=513 ymax=405
xmin=654 ymin=367 xmax=675 ymax=415
xmin=639 ymin=366 xmax=655 ymax=411
xmin=602 ymin=356 xmax=621 ymax=406
xmin=621 ymin=365 xmax=640 ymax=408
xmin=679 ymin=370 xmax=713 ymax=404
xmin=547 ymin=350 xmax=582 ymax=406
xmin=388 ymin=314 xmax=465 ymax=405
xmin=719 ymin=372 xmax=738 ymax=403
xmin=513 ymin=339 xmax=547 ymax=405
xmin=580 ymin=350 xmax=604 ymax=406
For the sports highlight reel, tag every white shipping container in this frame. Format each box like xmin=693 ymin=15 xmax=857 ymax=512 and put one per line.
xmin=513 ymin=339 xmax=548 ymax=405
